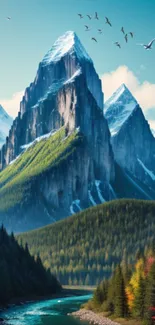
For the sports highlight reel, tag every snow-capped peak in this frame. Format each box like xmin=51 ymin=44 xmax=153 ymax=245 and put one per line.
xmin=104 ymin=84 xmax=138 ymax=137
xmin=41 ymin=31 xmax=92 ymax=65
xmin=104 ymin=84 xmax=137 ymax=112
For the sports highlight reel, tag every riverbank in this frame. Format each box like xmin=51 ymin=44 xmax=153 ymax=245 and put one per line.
xmin=0 ymin=287 xmax=93 ymax=311
xmin=69 ymin=309 xmax=142 ymax=325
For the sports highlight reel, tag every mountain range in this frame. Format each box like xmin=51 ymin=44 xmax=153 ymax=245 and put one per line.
xmin=0 ymin=31 xmax=154 ymax=232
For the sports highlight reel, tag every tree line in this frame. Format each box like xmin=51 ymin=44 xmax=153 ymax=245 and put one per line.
xmin=17 ymin=199 xmax=155 ymax=285
xmin=0 ymin=225 xmax=61 ymax=306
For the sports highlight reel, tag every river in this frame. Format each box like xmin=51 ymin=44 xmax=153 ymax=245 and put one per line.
xmin=0 ymin=294 xmax=92 ymax=325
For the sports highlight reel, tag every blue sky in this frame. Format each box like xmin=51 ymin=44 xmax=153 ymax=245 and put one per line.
xmin=0 ymin=0 xmax=155 ymax=123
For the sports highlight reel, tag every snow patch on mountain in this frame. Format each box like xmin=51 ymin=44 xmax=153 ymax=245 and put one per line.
xmin=64 ymin=68 xmax=81 ymax=84
xmin=105 ymin=84 xmax=138 ymax=136
xmin=42 ymin=31 xmax=92 ymax=66
xmin=109 ymin=184 xmax=117 ymax=198
xmin=138 ymin=159 xmax=155 ymax=181
xmin=70 ymin=199 xmax=81 ymax=214
xmin=95 ymin=180 xmax=106 ymax=203
xmin=125 ymin=171 xmax=152 ymax=199
xmin=88 ymin=190 xmax=96 ymax=206
xmin=20 ymin=129 xmax=60 ymax=151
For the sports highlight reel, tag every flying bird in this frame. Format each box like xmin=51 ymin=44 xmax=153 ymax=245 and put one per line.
xmin=125 ymin=34 xmax=128 ymax=43
xmin=95 ymin=12 xmax=99 ymax=20
xmin=121 ymin=27 xmax=125 ymax=34
xmin=114 ymin=42 xmax=121 ymax=48
xmin=78 ymin=13 xmax=83 ymax=19
xmin=129 ymin=32 xmax=134 ymax=38
xmin=137 ymin=38 xmax=155 ymax=50
xmin=105 ymin=17 xmax=112 ymax=26
xmin=91 ymin=37 xmax=97 ymax=42
xmin=6 ymin=16 xmax=11 ymax=20
xmin=98 ymin=29 xmax=102 ymax=34
xmin=87 ymin=14 xmax=92 ymax=20
xmin=85 ymin=25 xmax=91 ymax=31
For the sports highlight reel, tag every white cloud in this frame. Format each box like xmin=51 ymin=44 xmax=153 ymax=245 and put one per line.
xmin=101 ymin=65 xmax=155 ymax=116
xmin=0 ymin=91 xmax=24 ymax=118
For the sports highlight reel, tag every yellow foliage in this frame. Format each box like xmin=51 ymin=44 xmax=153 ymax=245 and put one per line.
xmin=126 ymin=258 xmax=145 ymax=310
xmin=126 ymin=285 xmax=134 ymax=310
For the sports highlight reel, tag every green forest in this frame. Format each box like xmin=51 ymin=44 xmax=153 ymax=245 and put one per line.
xmin=0 ymin=225 xmax=61 ymax=306
xmin=89 ymin=247 xmax=155 ymax=325
xmin=0 ymin=127 xmax=84 ymax=211
xmin=17 ymin=199 xmax=155 ymax=286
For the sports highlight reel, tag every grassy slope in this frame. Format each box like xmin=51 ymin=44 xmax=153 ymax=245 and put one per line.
xmin=0 ymin=128 xmax=83 ymax=211
xmin=17 ymin=199 xmax=155 ymax=285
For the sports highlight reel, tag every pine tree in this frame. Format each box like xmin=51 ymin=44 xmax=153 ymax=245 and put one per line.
xmin=132 ymin=274 xmax=145 ymax=318
xmin=144 ymin=262 xmax=155 ymax=325
xmin=114 ymin=265 xmax=128 ymax=318
xmin=93 ymin=285 xmax=103 ymax=305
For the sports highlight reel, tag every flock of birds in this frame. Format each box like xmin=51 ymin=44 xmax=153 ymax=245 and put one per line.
xmin=78 ymin=12 xmax=155 ymax=50
xmin=5 ymin=13 xmax=155 ymax=51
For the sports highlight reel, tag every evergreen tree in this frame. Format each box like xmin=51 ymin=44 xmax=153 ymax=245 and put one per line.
xmin=132 ymin=275 xmax=145 ymax=319
xmin=93 ymin=285 xmax=104 ymax=305
xmin=114 ymin=265 xmax=128 ymax=318
xmin=144 ymin=262 xmax=155 ymax=325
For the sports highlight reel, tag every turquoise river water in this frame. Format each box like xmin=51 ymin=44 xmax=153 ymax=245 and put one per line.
xmin=0 ymin=294 xmax=92 ymax=325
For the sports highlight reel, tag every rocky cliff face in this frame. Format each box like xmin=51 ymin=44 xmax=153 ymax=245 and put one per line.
xmin=0 ymin=31 xmax=115 ymax=232
xmin=1 ymin=31 xmax=104 ymax=167
xmin=0 ymin=105 xmax=13 ymax=149
xmin=105 ymin=84 xmax=155 ymax=191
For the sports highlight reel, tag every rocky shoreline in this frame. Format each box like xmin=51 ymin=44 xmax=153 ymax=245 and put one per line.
xmin=69 ymin=309 xmax=121 ymax=325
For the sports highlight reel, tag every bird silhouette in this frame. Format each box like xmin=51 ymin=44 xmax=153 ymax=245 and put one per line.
xmin=85 ymin=25 xmax=91 ymax=31
xmin=125 ymin=34 xmax=128 ymax=43
xmin=78 ymin=13 xmax=83 ymax=19
xmin=114 ymin=42 xmax=121 ymax=49
xmin=98 ymin=29 xmax=102 ymax=34
xmin=95 ymin=12 xmax=99 ymax=20
xmin=6 ymin=16 xmax=11 ymax=20
xmin=137 ymin=38 xmax=155 ymax=50
xmin=121 ymin=27 xmax=125 ymax=34
xmin=87 ymin=14 xmax=92 ymax=20
xmin=129 ymin=32 xmax=134 ymax=38
xmin=105 ymin=17 xmax=112 ymax=26
xmin=91 ymin=37 xmax=97 ymax=42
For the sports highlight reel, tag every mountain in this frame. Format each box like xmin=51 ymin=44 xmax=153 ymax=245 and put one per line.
xmin=0 ymin=31 xmax=115 ymax=232
xmin=0 ymin=31 xmax=105 ymax=167
xmin=0 ymin=225 xmax=60 ymax=305
xmin=17 ymin=199 xmax=155 ymax=285
xmin=105 ymin=84 xmax=155 ymax=193
xmin=0 ymin=105 xmax=13 ymax=148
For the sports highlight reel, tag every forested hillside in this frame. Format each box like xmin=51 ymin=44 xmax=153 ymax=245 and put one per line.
xmin=90 ymin=249 xmax=155 ymax=325
xmin=17 ymin=199 xmax=155 ymax=285
xmin=0 ymin=225 xmax=61 ymax=306
xmin=0 ymin=127 xmax=81 ymax=212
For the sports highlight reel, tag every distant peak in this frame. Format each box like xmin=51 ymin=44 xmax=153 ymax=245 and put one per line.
xmin=114 ymin=83 xmax=133 ymax=97
xmin=105 ymin=84 xmax=138 ymax=137
xmin=41 ymin=31 xmax=92 ymax=66
xmin=0 ymin=104 xmax=11 ymax=119
xmin=105 ymin=84 xmax=137 ymax=109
